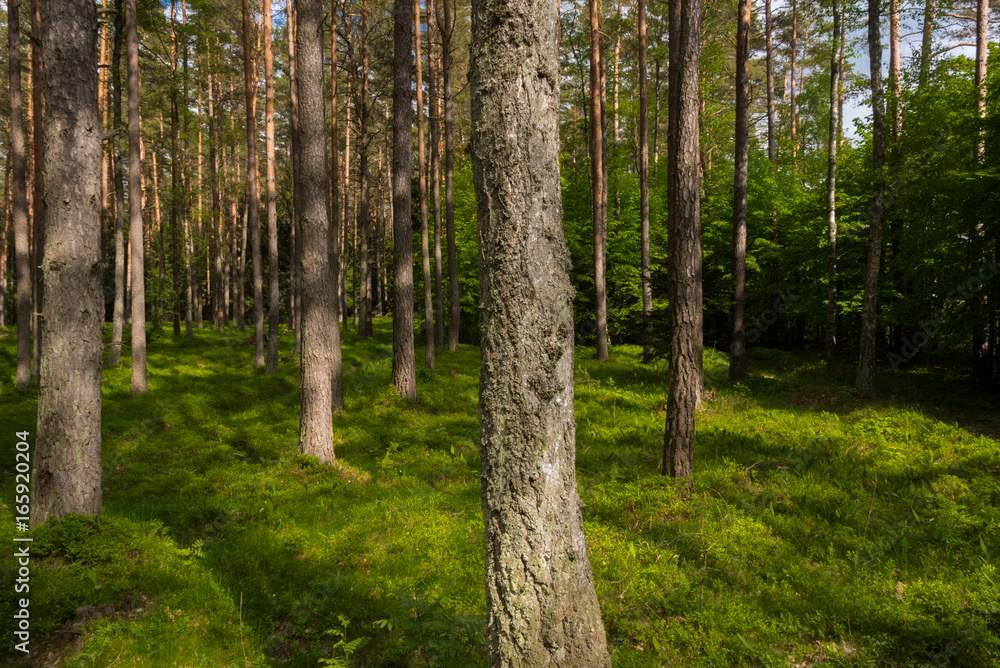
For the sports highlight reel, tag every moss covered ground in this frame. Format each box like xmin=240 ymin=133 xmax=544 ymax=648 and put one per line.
xmin=1 ymin=320 xmax=998 ymax=666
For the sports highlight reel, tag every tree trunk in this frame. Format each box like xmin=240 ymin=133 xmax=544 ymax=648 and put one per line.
xmin=888 ymin=0 xmax=902 ymax=157
xmin=9 ymin=0 xmax=31 ymax=389
xmin=428 ymin=0 xmax=444 ymax=350
xmin=589 ymin=0 xmax=608 ymax=360
xmin=109 ymin=0 xmax=127 ymax=368
xmin=439 ymin=0 xmax=460 ymax=351
xmin=342 ymin=77 xmax=352 ymax=329
xmin=170 ymin=0 xmax=182 ymax=338
xmin=32 ymin=0 xmax=104 ymax=525
xmin=790 ymin=0 xmax=798 ymax=169
xmin=242 ymin=0 xmax=265 ymax=366
xmin=469 ymin=0 xmax=612 ymax=655
xmin=825 ymin=0 xmax=841 ymax=374
xmin=730 ymin=0 xmax=750 ymax=384
xmin=639 ymin=0 xmax=653 ymax=364
xmin=415 ymin=0 xmax=434 ymax=370
xmin=181 ymin=0 xmax=194 ymax=344
xmin=392 ymin=0 xmax=417 ymax=398
xmin=856 ymin=0 xmax=886 ymax=396
xmin=663 ymin=0 xmax=703 ymax=478
xmin=295 ymin=0 xmax=337 ymax=462
xmin=765 ymin=0 xmax=776 ymax=163
xmin=208 ymin=48 xmax=224 ymax=333
xmin=289 ymin=2 xmax=303 ymax=352
xmin=99 ymin=4 xmax=110 ymax=268
xmin=30 ymin=0 xmax=44 ymax=387
xmin=329 ymin=1 xmax=344 ymax=411
xmin=264 ymin=0 xmax=280 ymax=373
xmin=126 ymin=0 xmax=147 ymax=392
xmin=919 ymin=0 xmax=934 ymax=91
xmin=357 ymin=0 xmax=373 ymax=340
xmin=0 ymin=149 xmax=9 ymax=329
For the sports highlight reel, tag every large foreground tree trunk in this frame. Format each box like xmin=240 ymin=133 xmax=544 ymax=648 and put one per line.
xmin=32 ymin=0 xmax=103 ymax=525
xmin=296 ymin=0 xmax=336 ymax=461
xmin=126 ymin=0 xmax=147 ymax=393
xmin=856 ymin=0 xmax=886 ymax=396
xmin=9 ymin=0 xmax=32 ymax=389
xmin=391 ymin=0 xmax=416 ymax=398
xmin=663 ymin=0 xmax=703 ymax=478
xmin=470 ymin=0 xmax=611 ymax=658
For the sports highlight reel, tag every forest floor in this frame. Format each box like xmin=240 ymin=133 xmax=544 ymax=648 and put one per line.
xmin=1 ymin=320 xmax=999 ymax=667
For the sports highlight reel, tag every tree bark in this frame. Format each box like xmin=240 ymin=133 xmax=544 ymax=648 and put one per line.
xmin=415 ymin=0 xmax=434 ymax=370
xmin=357 ymin=0 xmax=373 ymax=340
xmin=428 ymin=0 xmax=444 ymax=350
xmin=30 ymin=0 xmax=44 ymax=386
xmin=0 ymin=149 xmax=9 ymax=329
xmin=438 ymin=0 xmax=460 ymax=350
xmin=329 ymin=1 xmax=344 ymax=410
xmin=589 ymin=0 xmax=608 ymax=360
xmin=9 ymin=0 xmax=32 ymax=389
xmin=171 ymin=1 xmax=182 ymax=338
xmin=181 ymin=0 xmax=193 ymax=344
xmin=469 ymin=0 xmax=612 ymax=655
xmin=289 ymin=2 xmax=303 ymax=352
xmin=825 ymin=0 xmax=841 ymax=375
xmin=790 ymin=0 xmax=798 ymax=169
xmin=888 ymin=0 xmax=902 ymax=156
xmin=919 ymin=0 xmax=935 ymax=91
xmin=109 ymin=0 xmax=127 ymax=368
xmin=126 ymin=0 xmax=147 ymax=392
xmin=242 ymin=0 xmax=265 ymax=366
xmin=856 ymin=0 xmax=886 ymax=396
xmin=730 ymin=0 xmax=750 ymax=384
xmin=32 ymin=0 xmax=103 ymax=525
xmin=264 ymin=0 xmax=280 ymax=373
xmin=392 ymin=0 xmax=417 ymax=398
xmin=765 ymin=0 xmax=776 ymax=163
xmin=663 ymin=0 xmax=703 ymax=478
xmin=639 ymin=0 xmax=653 ymax=364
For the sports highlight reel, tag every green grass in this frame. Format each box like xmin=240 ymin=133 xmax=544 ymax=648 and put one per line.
xmin=1 ymin=321 xmax=998 ymax=666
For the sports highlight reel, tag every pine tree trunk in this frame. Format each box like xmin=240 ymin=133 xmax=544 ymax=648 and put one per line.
xmin=9 ymin=0 xmax=32 ymax=389
xmin=289 ymin=3 xmax=303 ymax=353
xmin=589 ymin=0 xmax=608 ymax=360
xmin=30 ymin=0 xmax=44 ymax=387
xmin=919 ymin=0 xmax=934 ymax=91
xmin=663 ymin=0 xmax=703 ymax=478
xmin=295 ymin=0 xmax=337 ymax=462
xmin=181 ymin=0 xmax=194 ymax=344
xmin=856 ymin=0 xmax=886 ymax=395
xmin=790 ymin=0 xmax=798 ymax=169
xmin=824 ymin=0 xmax=841 ymax=375
xmin=243 ymin=0 xmax=265 ymax=366
xmin=392 ymin=0 xmax=417 ymax=398
xmin=342 ymin=76 xmax=352 ymax=329
xmin=329 ymin=2 xmax=344 ymax=410
xmin=109 ymin=0 xmax=127 ymax=368
xmin=264 ymin=0 xmax=280 ymax=373
xmin=469 ymin=0 xmax=612 ymax=655
xmin=126 ymin=0 xmax=147 ymax=392
xmin=32 ymin=0 xmax=104 ymax=525
xmin=0 ymin=150 xmax=9 ymax=329
xmin=170 ymin=1 xmax=182 ymax=338
xmin=440 ymin=0 xmax=460 ymax=351
xmin=765 ymin=0 xmax=776 ymax=163
xmin=415 ymin=0 xmax=434 ymax=370
xmin=428 ymin=0 xmax=444 ymax=351
xmin=357 ymin=0 xmax=373 ymax=340
xmin=730 ymin=0 xmax=750 ymax=384
xmin=639 ymin=0 xmax=653 ymax=364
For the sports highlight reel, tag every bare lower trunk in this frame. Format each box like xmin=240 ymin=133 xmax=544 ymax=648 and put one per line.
xmin=264 ymin=0 xmax=280 ymax=374
xmin=415 ymin=0 xmax=434 ymax=370
xmin=289 ymin=5 xmax=302 ymax=352
xmin=126 ymin=0 xmax=147 ymax=392
xmin=109 ymin=0 xmax=127 ymax=368
xmin=825 ymin=0 xmax=841 ymax=375
xmin=790 ymin=0 xmax=798 ymax=169
xmin=243 ymin=0 xmax=264 ymax=365
xmin=30 ymin=0 xmax=44 ymax=387
xmin=730 ymin=0 xmax=750 ymax=384
xmin=296 ymin=0 xmax=336 ymax=461
xmin=32 ymin=0 xmax=103 ymax=525
xmin=856 ymin=0 xmax=885 ymax=396
xmin=663 ymin=0 xmax=703 ymax=478
xmin=589 ymin=0 xmax=608 ymax=360
xmin=765 ymin=0 xmax=776 ymax=163
xmin=429 ymin=0 xmax=444 ymax=351
xmin=329 ymin=3 xmax=343 ymax=410
xmin=469 ymin=0 xmax=612 ymax=655
xmin=639 ymin=0 xmax=653 ymax=364
xmin=357 ymin=0 xmax=373 ymax=340
xmin=439 ymin=0 xmax=460 ymax=350
xmin=9 ymin=0 xmax=32 ymax=389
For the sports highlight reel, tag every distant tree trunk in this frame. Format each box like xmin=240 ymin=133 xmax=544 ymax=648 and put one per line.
xmin=9 ymin=0 xmax=31 ymax=389
xmin=663 ymin=0 xmax=703 ymax=478
xmin=181 ymin=0 xmax=194 ymax=344
xmin=589 ymin=0 xmax=608 ymax=360
xmin=469 ymin=0 xmax=612 ymax=655
xmin=30 ymin=0 xmax=44 ymax=387
xmin=153 ymin=117 xmax=165 ymax=327
xmin=0 ymin=150 xmax=9 ymax=329
xmin=264 ymin=0 xmax=280 ymax=374
xmin=790 ymin=0 xmax=798 ymax=168
xmin=438 ymin=0 xmax=460 ymax=350
xmin=825 ymin=0 xmax=841 ymax=375
xmin=918 ymin=0 xmax=934 ymax=90
xmin=972 ymin=0 xmax=989 ymax=379
xmin=856 ymin=0 xmax=886 ymax=396
xmin=329 ymin=2 xmax=344 ymax=411
xmin=975 ymin=0 xmax=987 ymax=161
xmin=126 ymin=0 xmax=147 ymax=392
xmin=342 ymin=76 xmax=352 ymax=329
xmin=99 ymin=5 xmax=110 ymax=267
xmin=357 ymin=0 xmax=373 ymax=340
xmin=888 ymin=0 xmax=902 ymax=156
xmin=170 ymin=1 xmax=182 ymax=338
xmin=296 ymin=0 xmax=336 ymax=462
xmin=639 ymin=0 xmax=653 ymax=364
xmin=765 ymin=0 xmax=776 ymax=163
xmin=243 ymin=0 xmax=265 ymax=366
xmin=392 ymin=0 xmax=417 ymax=398
xmin=730 ymin=0 xmax=750 ymax=384
xmin=109 ymin=0 xmax=127 ymax=368
xmin=32 ymin=0 xmax=103 ymax=525
xmin=428 ymin=0 xmax=444 ymax=350
xmin=415 ymin=0 xmax=434 ymax=370
xmin=289 ymin=2 xmax=303 ymax=352
xmin=208 ymin=48 xmax=224 ymax=333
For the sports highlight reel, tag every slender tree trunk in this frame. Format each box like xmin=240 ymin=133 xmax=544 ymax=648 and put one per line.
xmin=438 ymin=0 xmax=460 ymax=350
xmin=357 ymin=0 xmax=373 ymax=340
xmin=342 ymin=76 xmax=352 ymax=328
xmin=32 ymin=0 xmax=103 ymax=525
xmin=264 ymin=0 xmax=280 ymax=373
xmin=790 ymin=0 xmax=798 ymax=169
xmin=730 ymin=0 xmax=750 ymax=384
xmin=296 ymin=0 xmax=337 ymax=461
xmin=428 ymin=0 xmax=444 ymax=350
xmin=99 ymin=3 xmax=110 ymax=268
xmin=825 ymin=0 xmax=841 ymax=374
xmin=289 ymin=2 xmax=303 ymax=353
xmin=181 ymin=0 xmax=194 ymax=344
xmin=639 ymin=0 xmax=653 ymax=364
xmin=30 ymin=0 xmax=44 ymax=387
xmin=392 ymin=0 xmax=416 ymax=397
xmin=888 ymin=0 xmax=902 ymax=156
xmin=469 ymin=0 xmax=612 ymax=655
xmin=242 ymin=0 xmax=265 ymax=365
xmin=9 ymin=0 xmax=31 ymax=389
xmin=209 ymin=48 xmax=223 ymax=333
xmin=663 ymin=0 xmax=703 ymax=478
xmin=856 ymin=0 xmax=886 ymax=395
xmin=170 ymin=0 xmax=182 ymax=338
xmin=589 ymin=0 xmax=608 ymax=360
xmin=415 ymin=0 xmax=434 ymax=370
xmin=154 ymin=117 xmax=165 ymax=327
xmin=329 ymin=2 xmax=344 ymax=410
xmin=0 ymin=149 xmax=9 ymax=329
xmin=765 ymin=0 xmax=776 ymax=163
xmin=109 ymin=0 xmax=127 ymax=367
xmin=919 ymin=0 xmax=935 ymax=90
xmin=972 ymin=0 xmax=989 ymax=379
xmin=126 ymin=0 xmax=147 ymax=392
